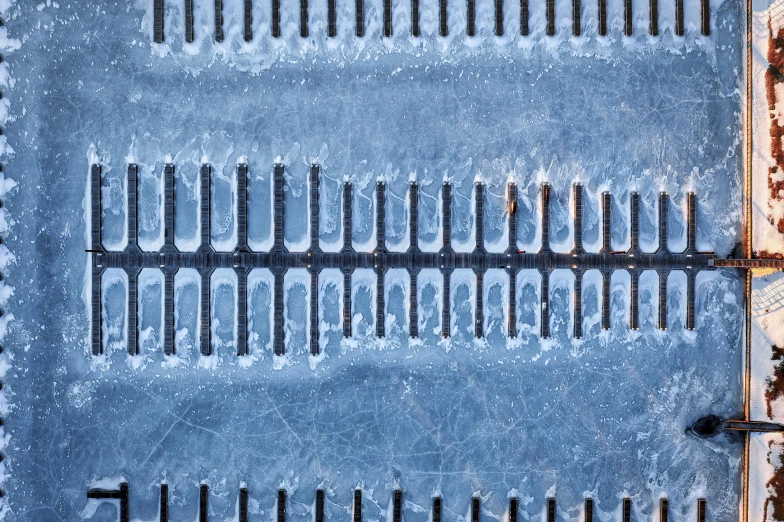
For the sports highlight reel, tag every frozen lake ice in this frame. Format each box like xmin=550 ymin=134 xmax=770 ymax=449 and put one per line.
xmin=0 ymin=0 xmax=747 ymax=520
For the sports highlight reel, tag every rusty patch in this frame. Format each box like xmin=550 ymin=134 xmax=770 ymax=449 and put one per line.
xmin=757 ymin=250 xmax=784 ymax=259
xmin=767 ymin=441 xmax=784 ymax=522
xmin=765 ymin=22 xmax=784 ymax=240
xmin=766 ymin=345 xmax=784 ymax=418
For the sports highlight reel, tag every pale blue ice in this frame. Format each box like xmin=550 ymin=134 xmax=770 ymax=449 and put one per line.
xmin=2 ymin=1 xmax=745 ymax=521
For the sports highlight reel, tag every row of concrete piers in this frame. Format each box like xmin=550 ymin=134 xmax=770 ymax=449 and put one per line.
xmin=90 ymin=163 xmax=712 ymax=357
xmin=152 ymin=0 xmax=709 ymax=45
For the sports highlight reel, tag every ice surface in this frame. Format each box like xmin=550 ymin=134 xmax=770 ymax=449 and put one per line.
xmin=320 ymin=174 xmax=343 ymax=252
xmin=284 ymin=163 xmax=311 ymax=253
xmin=249 ymin=268 xmax=274 ymax=357
xmin=385 ymin=268 xmax=410 ymax=343
xmin=451 ymin=182 xmax=478 ymax=253
xmin=548 ymin=187 xmax=572 ymax=254
xmin=350 ymin=269 xmax=376 ymax=341
xmin=100 ymin=167 xmax=127 ymax=252
xmin=418 ymin=268 xmax=442 ymax=342
xmin=667 ymin=271 xmax=688 ymax=331
xmin=548 ymin=269 xmax=572 ymax=339
xmin=285 ymin=269 xmax=311 ymax=355
xmin=139 ymin=268 xmax=164 ymax=355
xmin=482 ymin=178 xmax=508 ymax=254
xmin=418 ymin=182 xmax=442 ymax=253
xmin=101 ymin=269 xmax=128 ymax=355
xmin=2 ymin=0 xmax=747 ymax=520
xmin=319 ymin=269 xmax=344 ymax=354
xmin=174 ymin=162 xmax=200 ymax=252
xmin=483 ymin=269 xmax=508 ymax=343
xmin=211 ymin=268 xmax=238 ymax=355
xmin=175 ymin=268 xmax=200 ymax=357
xmin=610 ymin=270 xmax=631 ymax=331
xmin=638 ymin=270 xmax=658 ymax=330
xmin=582 ymin=270 xmax=603 ymax=335
xmin=211 ymin=164 xmax=238 ymax=252
xmin=386 ymin=180 xmax=410 ymax=252
xmin=248 ymin=167 xmax=274 ymax=252
xmin=352 ymin=177 xmax=377 ymax=253
xmin=451 ymin=269 xmax=476 ymax=342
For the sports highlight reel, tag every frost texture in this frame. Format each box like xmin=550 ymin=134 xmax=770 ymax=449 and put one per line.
xmin=3 ymin=0 xmax=747 ymax=521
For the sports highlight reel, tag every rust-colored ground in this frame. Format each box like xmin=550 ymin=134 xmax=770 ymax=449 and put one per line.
xmin=766 ymin=22 xmax=784 ymax=237
xmin=757 ymin=250 xmax=784 ymax=259
xmin=767 ymin=441 xmax=784 ymax=522
xmin=766 ymin=344 xmax=784 ymax=522
xmin=765 ymin=345 xmax=784 ymax=418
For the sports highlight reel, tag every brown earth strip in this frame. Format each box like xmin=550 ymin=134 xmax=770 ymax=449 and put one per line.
xmin=766 ymin=22 xmax=784 ymax=236
xmin=766 ymin=344 xmax=784 ymax=418
xmin=767 ymin=443 xmax=784 ymax=522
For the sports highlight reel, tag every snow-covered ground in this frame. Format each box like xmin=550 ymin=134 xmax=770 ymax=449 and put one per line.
xmin=750 ymin=433 xmax=782 ymax=522
xmin=752 ymin=0 xmax=784 ymax=256
xmin=1 ymin=0 xmax=748 ymax=520
xmin=747 ymin=0 xmax=784 ymax=518
xmin=750 ymin=270 xmax=784 ymax=522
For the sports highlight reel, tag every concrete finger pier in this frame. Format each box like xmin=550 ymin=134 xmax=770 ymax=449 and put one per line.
xmin=151 ymin=0 xmax=711 ymax=42
xmin=86 ymin=483 xmax=705 ymax=522
xmin=90 ymin=163 xmax=715 ymax=357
